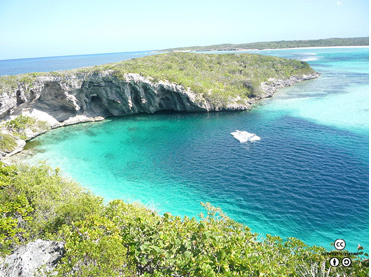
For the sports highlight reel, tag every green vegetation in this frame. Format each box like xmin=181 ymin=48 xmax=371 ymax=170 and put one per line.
xmin=4 ymin=115 xmax=49 ymax=137
xmin=0 ymin=115 xmax=50 ymax=153
xmin=163 ymin=37 xmax=369 ymax=52
xmin=0 ymin=53 xmax=316 ymax=107
xmin=91 ymin=53 xmax=315 ymax=106
xmin=0 ymin=162 xmax=368 ymax=276
xmin=0 ymin=133 xmax=17 ymax=153
xmin=0 ymin=72 xmax=44 ymax=94
xmin=5 ymin=115 xmax=36 ymax=132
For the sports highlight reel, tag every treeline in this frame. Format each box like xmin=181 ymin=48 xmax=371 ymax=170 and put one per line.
xmin=164 ymin=37 xmax=369 ymax=52
xmin=0 ymin=162 xmax=369 ymax=276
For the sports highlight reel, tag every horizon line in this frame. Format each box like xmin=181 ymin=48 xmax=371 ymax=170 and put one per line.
xmin=1 ymin=36 xmax=369 ymax=61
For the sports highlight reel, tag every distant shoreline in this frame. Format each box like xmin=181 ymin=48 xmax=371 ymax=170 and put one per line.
xmin=169 ymin=46 xmax=370 ymax=53
xmin=240 ymin=45 xmax=369 ymax=51
xmin=163 ymin=37 xmax=369 ymax=53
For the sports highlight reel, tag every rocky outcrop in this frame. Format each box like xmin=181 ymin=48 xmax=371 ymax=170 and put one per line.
xmin=1 ymin=73 xmax=212 ymax=126
xmin=0 ymin=71 xmax=319 ymax=126
xmin=0 ymin=239 xmax=64 ymax=277
xmin=259 ymin=74 xmax=319 ymax=98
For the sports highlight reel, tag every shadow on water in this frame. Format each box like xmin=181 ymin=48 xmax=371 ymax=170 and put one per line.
xmin=24 ymin=140 xmax=43 ymax=150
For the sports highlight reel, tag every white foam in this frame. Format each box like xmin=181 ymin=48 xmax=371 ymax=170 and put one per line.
xmin=301 ymin=57 xmax=318 ymax=61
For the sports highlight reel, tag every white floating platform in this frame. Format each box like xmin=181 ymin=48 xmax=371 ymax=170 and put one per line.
xmin=231 ymin=130 xmax=261 ymax=143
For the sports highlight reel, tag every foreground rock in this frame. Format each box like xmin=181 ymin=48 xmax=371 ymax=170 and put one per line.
xmin=0 ymin=240 xmax=64 ymax=277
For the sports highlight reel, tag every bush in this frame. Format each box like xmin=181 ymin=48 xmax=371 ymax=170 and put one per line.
xmin=0 ymin=164 xmax=33 ymax=254
xmin=57 ymin=214 xmax=133 ymax=276
xmin=0 ymin=162 xmax=103 ymax=254
xmin=0 ymin=133 xmax=17 ymax=153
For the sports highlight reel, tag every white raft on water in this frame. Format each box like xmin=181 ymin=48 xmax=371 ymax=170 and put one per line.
xmin=231 ymin=130 xmax=261 ymax=143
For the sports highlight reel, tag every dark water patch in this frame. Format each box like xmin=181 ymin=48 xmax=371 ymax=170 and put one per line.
xmin=24 ymin=139 xmax=42 ymax=150
xmin=84 ymin=130 xmax=98 ymax=137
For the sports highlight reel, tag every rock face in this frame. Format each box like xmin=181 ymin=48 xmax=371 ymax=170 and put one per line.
xmin=0 ymin=71 xmax=319 ymax=127
xmin=1 ymin=73 xmax=211 ymax=127
xmin=0 ymin=239 xmax=64 ymax=277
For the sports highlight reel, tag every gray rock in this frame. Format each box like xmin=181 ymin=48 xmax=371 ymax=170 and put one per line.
xmin=0 ymin=240 xmax=65 ymax=277
xmin=259 ymin=73 xmax=320 ymax=98
xmin=0 ymin=71 xmax=320 ymax=124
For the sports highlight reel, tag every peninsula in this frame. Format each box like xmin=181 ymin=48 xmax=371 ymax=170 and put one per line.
xmin=0 ymin=52 xmax=318 ymax=158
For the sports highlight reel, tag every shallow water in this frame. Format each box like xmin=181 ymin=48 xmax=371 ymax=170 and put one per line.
xmin=13 ymin=47 xmax=369 ymax=253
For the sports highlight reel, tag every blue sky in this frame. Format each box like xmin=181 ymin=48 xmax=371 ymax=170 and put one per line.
xmin=0 ymin=0 xmax=368 ymax=59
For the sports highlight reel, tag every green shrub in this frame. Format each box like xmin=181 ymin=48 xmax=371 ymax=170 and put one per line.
xmin=5 ymin=115 xmax=36 ymax=132
xmin=0 ymin=162 xmax=103 ymax=253
xmin=57 ymin=214 xmax=133 ymax=276
xmin=2 ymin=115 xmax=50 ymax=141
xmin=0 ymin=164 xmax=33 ymax=254
xmin=9 ymin=163 xmax=103 ymax=237
xmin=0 ymin=133 xmax=17 ymax=153
xmin=0 ymin=162 xmax=368 ymax=276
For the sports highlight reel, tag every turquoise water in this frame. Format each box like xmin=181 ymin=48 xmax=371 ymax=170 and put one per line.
xmin=19 ymin=48 xmax=369 ymax=253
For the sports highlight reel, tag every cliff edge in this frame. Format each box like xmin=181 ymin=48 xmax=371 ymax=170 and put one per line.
xmin=0 ymin=52 xmax=319 ymax=158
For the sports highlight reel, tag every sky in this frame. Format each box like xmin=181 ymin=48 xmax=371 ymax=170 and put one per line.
xmin=0 ymin=0 xmax=369 ymax=60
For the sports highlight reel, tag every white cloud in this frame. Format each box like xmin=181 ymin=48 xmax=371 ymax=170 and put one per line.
xmin=336 ymin=1 xmax=343 ymax=5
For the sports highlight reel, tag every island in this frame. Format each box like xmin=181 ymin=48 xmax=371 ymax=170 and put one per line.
xmin=0 ymin=52 xmax=318 ymax=158
xmin=161 ymin=37 xmax=369 ymax=52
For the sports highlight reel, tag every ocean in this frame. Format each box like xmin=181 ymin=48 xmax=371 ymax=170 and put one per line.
xmin=2 ymin=47 xmax=368 ymax=253
xmin=0 ymin=50 xmax=156 ymax=76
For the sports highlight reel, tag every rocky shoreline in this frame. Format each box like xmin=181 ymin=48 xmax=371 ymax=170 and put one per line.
xmin=0 ymin=71 xmax=319 ymax=160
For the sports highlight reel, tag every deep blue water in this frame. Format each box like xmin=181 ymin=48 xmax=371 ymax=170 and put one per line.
xmin=0 ymin=51 xmax=155 ymax=76
xmin=5 ymin=47 xmax=369 ymax=253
